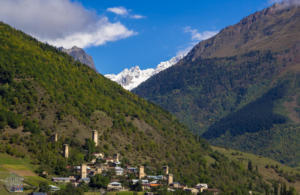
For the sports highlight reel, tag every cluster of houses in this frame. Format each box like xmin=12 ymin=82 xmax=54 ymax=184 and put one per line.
xmin=49 ymin=130 xmax=219 ymax=194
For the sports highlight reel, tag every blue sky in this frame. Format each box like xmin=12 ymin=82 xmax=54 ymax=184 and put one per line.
xmin=82 ymin=0 xmax=270 ymax=74
xmin=0 ymin=0 xmax=273 ymax=74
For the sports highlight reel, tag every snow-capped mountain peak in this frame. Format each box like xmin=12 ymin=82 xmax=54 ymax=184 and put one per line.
xmin=105 ymin=53 xmax=187 ymax=90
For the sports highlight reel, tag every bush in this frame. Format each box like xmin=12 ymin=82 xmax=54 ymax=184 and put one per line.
xmin=23 ymin=119 xmax=40 ymax=134
xmin=89 ymin=174 xmax=110 ymax=188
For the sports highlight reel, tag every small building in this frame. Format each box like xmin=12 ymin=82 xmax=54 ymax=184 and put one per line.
xmin=203 ymin=188 xmax=220 ymax=195
xmin=195 ymin=183 xmax=208 ymax=192
xmin=79 ymin=177 xmax=90 ymax=184
xmin=115 ymin=167 xmax=124 ymax=176
xmin=141 ymin=180 xmax=149 ymax=184
xmin=52 ymin=176 xmax=76 ymax=183
xmin=171 ymin=182 xmax=181 ymax=189
xmin=147 ymin=175 xmax=164 ymax=180
xmin=150 ymin=180 xmax=158 ymax=184
xmin=49 ymin=185 xmax=60 ymax=191
xmin=127 ymin=167 xmax=138 ymax=174
xmin=105 ymin=158 xmax=114 ymax=164
xmin=184 ymin=188 xmax=199 ymax=194
xmin=150 ymin=183 xmax=161 ymax=188
xmin=131 ymin=179 xmax=139 ymax=185
xmin=107 ymin=182 xmax=123 ymax=191
xmin=93 ymin=153 xmax=104 ymax=159
xmin=93 ymin=167 xmax=102 ymax=175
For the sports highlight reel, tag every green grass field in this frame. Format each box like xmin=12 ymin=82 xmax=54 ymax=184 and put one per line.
xmin=212 ymin=146 xmax=300 ymax=192
xmin=0 ymin=153 xmax=53 ymax=194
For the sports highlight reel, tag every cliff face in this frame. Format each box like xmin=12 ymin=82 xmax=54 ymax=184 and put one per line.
xmin=59 ymin=46 xmax=96 ymax=71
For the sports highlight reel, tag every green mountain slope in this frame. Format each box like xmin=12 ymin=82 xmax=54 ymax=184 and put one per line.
xmin=133 ymin=5 xmax=300 ymax=166
xmin=0 ymin=22 xmax=272 ymax=193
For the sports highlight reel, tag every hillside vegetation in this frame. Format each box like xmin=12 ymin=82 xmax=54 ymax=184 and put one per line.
xmin=134 ymin=5 xmax=300 ymax=167
xmin=0 ymin=21 xmax=274 ymax=193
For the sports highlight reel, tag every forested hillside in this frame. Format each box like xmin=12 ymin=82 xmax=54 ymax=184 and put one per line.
xmin=0 ymin=21 xmax=274 ymax=193
xmin=134 ymin=4 xmax=300 ymax=166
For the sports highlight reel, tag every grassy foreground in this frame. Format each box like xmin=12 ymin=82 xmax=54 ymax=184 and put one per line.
xmin=212 ymin=146 xmax=300 ymax=192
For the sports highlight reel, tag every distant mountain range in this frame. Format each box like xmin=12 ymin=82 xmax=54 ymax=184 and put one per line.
xmin=134 ymin=3 xmax=300 ymax=166
xmin=105 ymin=53 xmax=187 ymax=90
xmin=59 ymin=46 xmax=96 ymax=70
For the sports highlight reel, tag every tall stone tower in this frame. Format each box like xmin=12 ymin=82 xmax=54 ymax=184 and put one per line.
xmin=139 ymin=166 xmax=146 ymax=179
xmin=63 ymin=144 xmax=69 ymax=158
xmin=81 ymin=164 xmax=87 ymax=179
xmin=54 ymin=133 xmax=58 ymax=142
xmin=167 ymin=174 xmax=173 ymax=185
xmin=113 ymin=153 xmax=119 ymax=162
xmin=163 ymin=165 xmax=169 ymax=175
xmin=92 ymin=130 xmax=98 ymax=146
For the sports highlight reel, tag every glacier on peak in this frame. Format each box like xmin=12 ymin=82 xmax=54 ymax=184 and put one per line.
xmin=105 ymin=53 xmax=187 ymax=91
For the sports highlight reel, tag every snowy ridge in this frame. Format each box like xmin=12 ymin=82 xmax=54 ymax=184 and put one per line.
xmin=105 ymin=53 xmax=187 ymax=90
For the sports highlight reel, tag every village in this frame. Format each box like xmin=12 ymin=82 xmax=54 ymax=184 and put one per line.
xmin=46 ymin=130 xmax=219 ymax=194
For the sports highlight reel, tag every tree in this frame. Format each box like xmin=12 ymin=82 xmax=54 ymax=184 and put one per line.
xmin=84 ymin=139 xmax=95 ymax=162
xmin=273 ymin=181 xmax=279 ymax=195
xmin=54 ymin=183 xmax=84 ymax=195
xmin=39 ymin=182 xmax=50 ymax=192
xmin=248 ymin=160 xmax=253 ymax=172
xmin=89 ymin=174 xmax=110 ymax=189
xmin=131 ymin=181 xmax=142 ymax=192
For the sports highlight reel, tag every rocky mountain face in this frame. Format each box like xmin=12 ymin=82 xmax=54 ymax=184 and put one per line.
xmin=59 ymin=46 xmax=96 ymax=70
xmin=180 ymin=3 xmax=300 ymax=64
xmin=134 ymin=4 xmax=300 ymax=166
xmin=105 ymin=53 xmax=186 ymax=90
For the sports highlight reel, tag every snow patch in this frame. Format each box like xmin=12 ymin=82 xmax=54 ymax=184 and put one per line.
xmin=105 ymin=53 xmax=187 ymax=91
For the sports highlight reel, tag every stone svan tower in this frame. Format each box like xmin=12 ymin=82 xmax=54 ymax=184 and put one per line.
xmin=63 ymin=144 xmax=69 ymax=158
xmin=92 ymin=130 xmax=98 ymax=146
xmin=139 ymin=166 xmax=146 ymax=179
xmin=168 ymin=174 xmax=173 ymax=185
xmin=81 ymin=164 xmax=87 ymax=179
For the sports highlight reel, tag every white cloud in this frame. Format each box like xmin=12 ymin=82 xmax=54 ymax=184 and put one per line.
xmin=107 ymin=7 xmax=128 ymax=15
xmin=184 ymin=26 xmax=218 ymax=42
xmin=107 ymin=6 xmax=145 ymax=19
xmin=131 ymin=14 xmax=145 ymax=19
xmin=178 ymin=27 xmax=218 ymax=57
xmin=0 ymin=0 xmax=136 ymax=48
xmin=47 ymin=19 xmax=136 ymax=49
